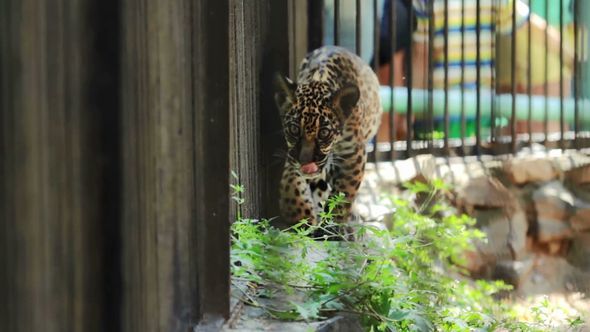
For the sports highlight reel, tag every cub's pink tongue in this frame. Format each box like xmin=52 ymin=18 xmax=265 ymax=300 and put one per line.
xmin=300 ymin=162 xmax=319 ymax=174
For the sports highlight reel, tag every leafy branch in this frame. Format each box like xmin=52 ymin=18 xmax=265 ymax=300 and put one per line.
xmin=229 ymin=176 xmax=587 ymax=331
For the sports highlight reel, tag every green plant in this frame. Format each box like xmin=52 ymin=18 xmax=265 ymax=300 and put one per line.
xmin=230 ymin=177 xmax=586 ymax=331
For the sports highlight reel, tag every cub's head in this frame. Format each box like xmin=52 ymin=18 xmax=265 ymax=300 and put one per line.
xmin=274 ymin=74 xmax=360 ymax=177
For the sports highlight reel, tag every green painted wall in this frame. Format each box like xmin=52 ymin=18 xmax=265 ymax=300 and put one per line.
xmin=530 ymin=0 xmax=574 ymax=26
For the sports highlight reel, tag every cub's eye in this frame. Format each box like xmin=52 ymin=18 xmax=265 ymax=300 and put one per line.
xmin=288 ymin=124 xmax=300 ymax=137
xmin=318 ymin=128 xmax=331 ymax=140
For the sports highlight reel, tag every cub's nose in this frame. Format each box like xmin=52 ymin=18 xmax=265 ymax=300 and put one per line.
xmin=298 ymin=138 xmax=315 ymax=164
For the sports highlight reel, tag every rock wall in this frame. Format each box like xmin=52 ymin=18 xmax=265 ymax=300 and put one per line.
xmin=357 ymin=150 xmax=590 ymax=295
xmin=455 ymin=153 xmax=590 ymax=294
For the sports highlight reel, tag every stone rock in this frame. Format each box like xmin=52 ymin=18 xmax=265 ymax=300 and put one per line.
xmin=570 ymin=199 xmax=590 ymax=232
xmin=461 ymin=249 xmax=490 ymax=277
xmin=566 ymin=233 xmax=590 ymax=272
xmin=492 ymin=258 xmax=535 ymax=289
xmin=197 ymin=314 xmax=226 ymax=332
xmin=565 ymin=164 xmax=590 ymax=186
xmin=316 ymin=314 xmax=363 ymax=332
xmin=550 ymin=150 xmax=590 ymax=173
xmin=567 ymin=184 xmax=590 ymax=207
xmin=508 ymin=210 xmax=529 ymax=260
xmin=429 ymin=155 xmax=502 ymax=188
xmin=533 ymin=181 xmax=574 ymax=222
xmin=532 ymin=181 xmax=576 ymax=243
xmin=547 ymin=241 xmax=563 ymax=255
xmin=536 ymin=219 xmax=573 ymax=243
xmin=472 ymin=208 xmax=528 ymax=261
xmin=518 ymin=256 xmax=580 ymax=295
xmin=504 ymin=158 xmax=558 ymax=185
xmin=456 ymin=177 xmax=514 ymax=211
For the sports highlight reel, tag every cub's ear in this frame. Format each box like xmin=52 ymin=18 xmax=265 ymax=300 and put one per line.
xmin=332 ymin=84 xmax=360 ymax=122
xmin=274 ymin=74 xmax=296 ymax=116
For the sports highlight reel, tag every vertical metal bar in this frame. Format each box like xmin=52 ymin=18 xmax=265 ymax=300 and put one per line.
xmin=574 ymin=0 xmax=579 ymax=148
xmin=476 ymin=0 xmax=481 ymax=155
xmin=510 ymin=0 xmax=517 ymax=153
xmin=490 ymin=0 xmax=497 ymax=145
xmin=290 ymin=0 xmax=298 ymax=77
xmin=560 ymin=0 xmax=565 ymax=150
xmin=369 ymin=0 xmax=379 ymax=162
xmin=307 ymin=0 xmax=324 ymax=51
xmin=427 ymin=0 xmax=434 ymax=151
xmin=388 ymin=0 xmax=396 ymax=160
xmin=461 ymin=0 xmax=466 ymax=150
xmin=356 ymin=0 xmax=361 ymax=55
xmin=559 ymin=0 xmax=565 ymax=149
xmin=543 ymin=0 xmax=549 ymax=144
xmin=527 ymin=0 xmax=535 ymax=147
xmin=373 ymin=0 xmax=380 ymax=75
xmin=334 ymin=0 xmax=340 ymax=45
xmin=443 ymin=0 xmax=449 ymax=152
xmin=583 ymin=20 xmax=588 ymax=143
xmin=407 ymin=3 xmax=414 ymax=156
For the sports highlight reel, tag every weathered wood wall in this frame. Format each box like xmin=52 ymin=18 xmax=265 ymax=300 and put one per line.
xmin=0 ymin=0 xmax=291 ymax=329
xmin=229 ymin=0 xmax=264 ymax=220
xmin=0 ymin=0 xmax=256 ymax=330
xmin=229 ymin=0 xmax=290 ymax=221
xmin=120 ymin=0 xmax=206 ymax=330
xmin=0 ymin=0 xmax=119 ymax=331
xmin=193 ymin=0 xmax=232 ymax=327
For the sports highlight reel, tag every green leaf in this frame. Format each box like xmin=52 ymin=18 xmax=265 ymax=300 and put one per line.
xmin=291 ymin=301 xmax=321 ymax=321
xmin=389 ymin=309 xmax=409 ymax=321
xmin=268 ymin=309 xmax=302 ymax=321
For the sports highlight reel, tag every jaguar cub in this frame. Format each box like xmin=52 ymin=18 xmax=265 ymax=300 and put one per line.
xmin=275 ymin=46 xmax=381 ymax=225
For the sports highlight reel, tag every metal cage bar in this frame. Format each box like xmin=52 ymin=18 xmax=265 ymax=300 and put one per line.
xmin=490 ymin=0 xmax=497 ymax=146
xmin=427 ymin=0 xmax=435 ymax=152
xmin=388 ymin=0 xmax=397 ymax=161
xmin=574 ymin=0 xmax=580 ymax=148
xmin=356 ymin=0 xmax=362 ymax=55
xmin=307 ymin=0 xmax=324 ymax=51
xmin=443 ymin=0 xmax=449 ymax=153
xmin=475 ymin=0 xmax=481 ymax=155
xmin=406 ymin=2 xmax=414 ymax=156
xmin=527 ymin=0 xmax=533 ymax=146
xmin=334 ymin=0 xmax=340 ymax=45
xmin=544 ymin=0 xmax=549 ymax=144
xmin=460 ymin=0 xmax=466 ymax=152
xmin=511 ymin=0 xmax=517 ymax=153
xmin=560 ymin=0 xmax=565 ymax=150
xmin=368 ymin=0 xmax=380 ymax=163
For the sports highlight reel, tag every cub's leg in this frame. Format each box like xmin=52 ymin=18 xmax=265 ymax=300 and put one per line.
xmin=309 ymin=179 xmax=331 ymax=215
xmin=328 ymin=144 xmax=367 ymax=223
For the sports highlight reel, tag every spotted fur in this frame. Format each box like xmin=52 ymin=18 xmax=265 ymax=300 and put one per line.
xmin=275 ymin=46 xmax=381 ymax=225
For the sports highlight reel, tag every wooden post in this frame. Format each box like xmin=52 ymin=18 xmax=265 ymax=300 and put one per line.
xmin=120 ymin=0 xmax=230 ymax=330
xmin=194 ymin=0 xmax=231 ymax=325
xmin=0 ymin=0 xmax=293 ymax=328
xmin=229 ymin=0 xmax=264 ymax=221
xmin=0 ymin=0 xmax=120 ymax=331
xmin=261 ymin=1 xmax=292 ymax=220
xmin=2 ymin=0 xmax=232 ymax=330
xmin=120 ymin=0 xmax=193 ymax=329
xmin=229 ymin=0 xmax=290 ymax=223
